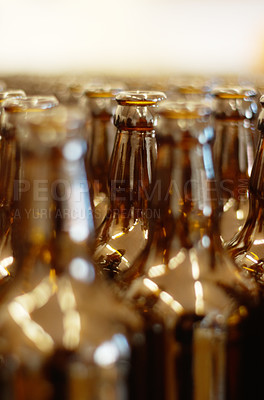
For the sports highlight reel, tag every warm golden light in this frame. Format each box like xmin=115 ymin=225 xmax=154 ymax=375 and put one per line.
xmin=148 ymin=264 xmax=166 ymax=278
xmin=143 ymin=278 xmax=159 ymax=294
xmin=194 ymin=281 xmax=204 ymax=315
xmin=8 ymin=300 xmax=54 ymax=353
xmin=0 ymin=256 xmax=13 ymax=278
xmin=190 ymin=249 xmax=200 ymax=280
xmin=168 ymin=250 xmax=186 ymax=270
xmin=57 ymin=277 xmax=81 ymax=350
xmin=246 ymin=253 xmax=259 ymax=264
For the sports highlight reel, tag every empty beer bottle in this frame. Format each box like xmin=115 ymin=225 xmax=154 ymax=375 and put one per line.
xmin=0 ymin=96 xmax=59 ymax=293
xmin=212 ymin=86 xmax=259 ymax=243
xmin=227 ymin=95 xmax=264 ymax=282
xmin=84 ymin=84 xmax=125 ymax=228
xmin=0 ymin=90 xmax=26 ymax=283
xmin=0 ymin=105 xmax=144 ymax=400
xmin=94 ymin=90 xmax=166 ymax=280
xmin=120 ymin=99 xmax=257 ymax=400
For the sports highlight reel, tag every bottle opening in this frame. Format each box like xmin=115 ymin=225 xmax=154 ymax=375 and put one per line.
xmin=116 ymin=90 xmax=166 ymax=106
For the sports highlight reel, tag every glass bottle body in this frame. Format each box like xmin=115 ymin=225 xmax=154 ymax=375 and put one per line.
xmin=0 ymin=106 xmax=144 ymax=400
xmin=226 ymin=125 xmax=264 ymax=282
xmin=212 ymin=86 xmax=258 ymax=243
xmin=94 ymin=91 xmax=166 ymax=280
xmin=0 ymin=91 xmax=27 ymax=286
xmin=84 ymin=86 xmax=124 ymax=228
xmin=121 ymin=101 xmax=256 ymax=400
xmin=0 ymin=96 xmax=59 ymax=293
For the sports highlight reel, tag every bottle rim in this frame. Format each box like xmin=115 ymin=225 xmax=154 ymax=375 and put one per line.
xmin=115 ymin=90 xmax=167 ymax=106
xmin=17 ymin=104 xmax=85 ymax=146
xmin=159 ymin=99 xmax=212 ymax=119
xmin=212 ymin=86 xmax=257 ymax=99
xmin=0 ymin=90 xmax=26 ymax=103
xmin=85 ymin=85 xmax=125 ymax=99
xmin=3 ymin=95 xmax=59 ymax=112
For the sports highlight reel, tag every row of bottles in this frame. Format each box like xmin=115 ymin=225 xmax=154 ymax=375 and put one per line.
xmin=0 ymin=73 xmax=264 ymax=399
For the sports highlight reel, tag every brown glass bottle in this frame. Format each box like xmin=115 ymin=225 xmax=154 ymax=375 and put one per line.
xmin=0 ymin=96 xmax=59 ymax=293
xmin=226 ymin=95 xmax=264 ymax=281
xmin=0 ymin=105 xmax=144 ymax=400
xmin=212 ymin=86 xmax=259 ymax=243
xmin=0 ymin=90 xmax=26 ymax=283
xmin=0 ymin=90 xmax=26 ymax=207
xmin=120 ymin=99 xmax=256 ymax=400
xmin=84 ymin=85 xmax=125 ymax=228
xmin=94 ymin=90 xmax=166 ymax=280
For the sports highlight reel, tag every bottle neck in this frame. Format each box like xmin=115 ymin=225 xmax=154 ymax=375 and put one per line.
xmin=214 ymin=118 xmax=256 ymax=197
xmin=12 ymin=149 xmax=54 ymax=261
xmin=88 ymin=112 xmax=114 ymax=195
xmin=108 ymin=128 xmax=157 ymax=227
xmin=13 ymin=142 xmax=95 ymax=273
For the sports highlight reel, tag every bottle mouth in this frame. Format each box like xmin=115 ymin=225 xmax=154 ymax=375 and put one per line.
xmin=0 ymin=90 xmax=26 ymax=103
xmin=84 ymin=82 xmax=126 ymax=99
xmin=84 ymin=86 xmax=124 ymax=99
xmin=212 ymin=86 xmax=257 ymax=99
xmin=159 ymin=99 xmax=212 ymax=120
xmin=3 ymin=95 xmax=59 ymax=112
xmin=115 ymin=90 xmax=167 ymax=106
xmin=17 ymin=105 xmax=86 ymax=148
xmin=177 ymin=87 xmax=208 ymax=95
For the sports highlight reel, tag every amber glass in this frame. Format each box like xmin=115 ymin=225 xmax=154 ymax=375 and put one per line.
xmin=120 ymin=100 xmax=257 ymax=400
xmin=84 ymin=85 xmax=125 ymax=228
xmin=0 ymin=105 xmax=144 ymax=400
xmin=226 ymin=96 xmax=264 ymax=281
xmin=0 ymin=91 xmax=27 ymax=205
xmin=0 ymin=90 xmax=26 ymax=114
xmin=0 ymin=96 xmax=59 ymax=293
xmin=94 ymin=90 xmax=166 ymax=280
xmin=0 ymin=90 xmax=26 ymax=284
xmin=212 ymin=86 xmax=259 ymax=243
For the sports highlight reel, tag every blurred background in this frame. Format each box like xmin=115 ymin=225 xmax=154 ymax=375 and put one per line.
xmin=0 ymin=0 xmax=264 ymax=78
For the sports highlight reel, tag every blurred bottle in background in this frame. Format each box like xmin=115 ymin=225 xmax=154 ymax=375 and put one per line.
xmin=226 ymin=95 xmax=264 ymax=282
xmin=83 ymin=84 xmax=125 ymax=228
xmin=121 ymin=99 xmax=258 ymax=400
xmin=212 ymin=86 xmax=259 ymax=243
xmin=0 ymin=104 xmax=145 ymax=400
xmin=0 ymin=95 xmax=59 ymax=296
xmin=0 ymin=90 xmax=26 ymax=286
